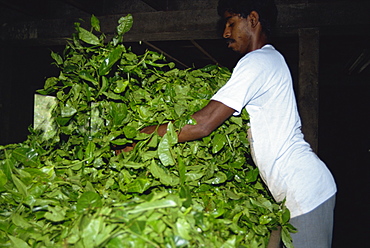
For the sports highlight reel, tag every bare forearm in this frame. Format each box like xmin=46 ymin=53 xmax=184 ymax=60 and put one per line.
xmin=177 ymin=122 xmax=212 ymax=142
xmin=140 ymin=100 xmax=235 ymax=143
xmin=140 ymin=123 xmax=168 ymax=137
xmin=140 ymin=121 xmax=208 ymax=142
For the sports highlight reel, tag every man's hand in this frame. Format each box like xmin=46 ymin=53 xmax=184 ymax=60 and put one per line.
xmin=114 ymin=143 xmax=136 ymax=155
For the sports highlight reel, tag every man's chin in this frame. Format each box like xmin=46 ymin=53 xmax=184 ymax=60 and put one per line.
xmin=229 ymin=46 xmax=241 ymax=54
xmin=227 ymin=43 xmax=244 ymax=54
xmin=227 ymin=43 xmax=236 ymax=51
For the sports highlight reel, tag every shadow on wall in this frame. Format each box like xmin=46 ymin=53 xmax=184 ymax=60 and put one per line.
xmin=319 ymin=78 xmax=370 ymax=247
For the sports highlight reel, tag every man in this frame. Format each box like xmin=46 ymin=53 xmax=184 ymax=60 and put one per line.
xmin=141 ymin=0 xmax=337 ymax=247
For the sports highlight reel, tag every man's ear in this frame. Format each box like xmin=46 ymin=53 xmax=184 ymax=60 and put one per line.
xmin=249 ymin=11 xmax=260 ymax=28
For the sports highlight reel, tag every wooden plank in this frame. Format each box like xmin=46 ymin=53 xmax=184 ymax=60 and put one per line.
xmin=298 ymin=28 xmax=319 ymax=153
xmin=190 ymin=40 xmax=220 ymax=65
xmin=143 ymin=41 xmax=190 ymax=68
xmin=0 ymin=0 xmax=46 ymax=17
xmin=0 ymin=1 xmax=369 ymax=45
xmin=140 ymin=0 xmax=170 ymax=11
xmin=57 ymin=0 xmax=93 ymax=14
xmin=58 ymin=0 xmax=154 ymax=16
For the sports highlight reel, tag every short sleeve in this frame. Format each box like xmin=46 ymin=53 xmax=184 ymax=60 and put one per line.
xmin=211 ymin=52 xmax=268 ymax=115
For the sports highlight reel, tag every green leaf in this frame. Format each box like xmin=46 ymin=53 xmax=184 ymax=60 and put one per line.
xmin=280 ymin=208 xmax=291 ymax=224
xmin=178 ymin=156 xmax=186 ymax=185
xmin=11 ymin=174 xmax=28 ymax=197
xmin=127 ymin=198 xmax=178 ymax=215
xmin=8 ymin=235 xmax=31 ymax=248
xmin=42 ymin=78 xmax=59 ymax=94
xmin=147 ymin=134 xmax=158 ymax=147
xmin=56 ymin=116 xmax=71 ymax=125
xmin=81 ymin=218 xmax=103 ymax=247
xmin=11 ymin=213 xmax=32 ymax=229
xmin=117 ymin=14 xmax=133 ymax=36
xmin=98 ymin=76 xmax=109 ymax=96
xmin=122 ymin=161 xmax=145 ymax=169
xmin=110 ymin=138 xmax=128 ymax=146
xmin=107 ymin=237 xmax=125 ymax=248
xmin=174 ymin=103 xmax=186 ymax=117
xmin=61 ymin=104 xmax=77 ymax=117
xmin=85 ymin=141 xmax=96 ymax=164
xmin=44 ymin=205 xmax=66 ymax=222
xmin=103 ymin=91 xmax=123 ymax=100
xmin=230 ymin=116 xmax=243 ymax=127
xmin=246 ymin=167 xmax=259 ymax=183
xmin=220 ymin=236 xmax=237 ymax=248
xmin=200 ymin=64 xmax=218 ymax=72
xmin=113 ymin=79 xmax=129 ymax=93
xmin=281 ymin=225 xmax=294 ymax=248
xmin=158 ymin=136 xmax=174 ymax=166
xmin=110 ymin=102 xmax=128 ymax=125
xmin=179 ymin=185 xmax=192 ymax=207
xmin=204 ymin=172 xmax=227 ymax=185
xmin=1 ymin=154 xmax=14 ymax=180
xmin=166 ymin=122 xmax=178 ymax=146
xmin=78 ymin=26 xmax=100 ymax=45
xmin=79 ymin=70 xmax=98 ymax=85
xmin=176 ymin=218 xmax=191 ymax=240
xmin=123 ymin=126 xmax=137 ymax=139
xmin=225 ymin=189 xmax=240 ymax=200
xmin=0 ymin=169 xmax=7 ymax=190
xmin=129 ymin=220 xmax=146 ymax=235
xmin=126 ymin=178 xmax=151 ymax=193
xmin=150 ymin=160 xmax=179 ymax=186
xmin=211 ymin=133 xmax=227 ymax=153
xmin=259 ymin=215 xmax=272 ymax=225
xmin=138 ymin=105 xmax=152 ymax=119
xmin=12 ymin=147 xmax=39 ymax=167
xmin=51 ymin=52 xmax=63 ymax=65
xmin=157 ymin=122 xmax=178 ymax=166
xmin=99 ymin=46 xmax=125 ymax=76
xmin=185 ymin=172 xmax=204 ymax=182
xmin=91 ymin=15 xmax=100 ymax=32
xmin=77 ymin=191 xmax=103 ymax=213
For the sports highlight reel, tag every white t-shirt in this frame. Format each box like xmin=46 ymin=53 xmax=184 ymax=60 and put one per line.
xmin=211 ymin=44 xmax=336 ymax=218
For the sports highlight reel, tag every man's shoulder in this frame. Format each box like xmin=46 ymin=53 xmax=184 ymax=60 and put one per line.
xmin=253 ymin=45 xmax=279 ymax=57
xmin=238 ymin=45 xmax=280 ymax=67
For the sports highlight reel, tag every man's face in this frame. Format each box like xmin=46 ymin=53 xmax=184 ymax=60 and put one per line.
xmin=223 ymin=11 xmax=253 ymax=55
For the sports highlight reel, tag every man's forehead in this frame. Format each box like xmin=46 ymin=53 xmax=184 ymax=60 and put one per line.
xmin=224 ymin=11 xmax=239 ymax=20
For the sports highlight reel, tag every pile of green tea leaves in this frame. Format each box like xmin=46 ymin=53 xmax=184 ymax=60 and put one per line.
xmin=0 ymin=15 xmax=295 ymax=248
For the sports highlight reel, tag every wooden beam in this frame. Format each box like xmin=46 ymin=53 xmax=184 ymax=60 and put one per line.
xmin=140 ymin=0 xmax=170 ymax=11
xmin=190 ymin=40 xmax=220 ymax=66
xmin=0 ymin=0 xmax=48 ymax=17
xmin=143 ymin=41 xmax=190 ymax=68
xmin=57 ymin=0 xmax=96 ymax=15
xmin=298 ymin=28 xmax=319 ymax=153
xmin=1 ymin=1 xmax=369 ymax=45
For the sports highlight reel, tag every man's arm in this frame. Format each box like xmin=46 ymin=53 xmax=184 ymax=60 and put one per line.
xmin=141 ymin=100 xmax=235 ymax=142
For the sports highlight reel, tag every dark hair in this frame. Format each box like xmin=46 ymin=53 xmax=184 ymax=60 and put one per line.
xmin=217 ymin=0 xmax=278 ymax=37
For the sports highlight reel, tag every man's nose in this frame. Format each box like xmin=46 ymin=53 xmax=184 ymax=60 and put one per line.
xmin=223 ymin=27 xmax=230 ymax=39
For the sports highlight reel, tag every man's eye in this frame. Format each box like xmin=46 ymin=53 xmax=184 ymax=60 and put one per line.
xmin=228 ymin=23 xmax=234 ymax=27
